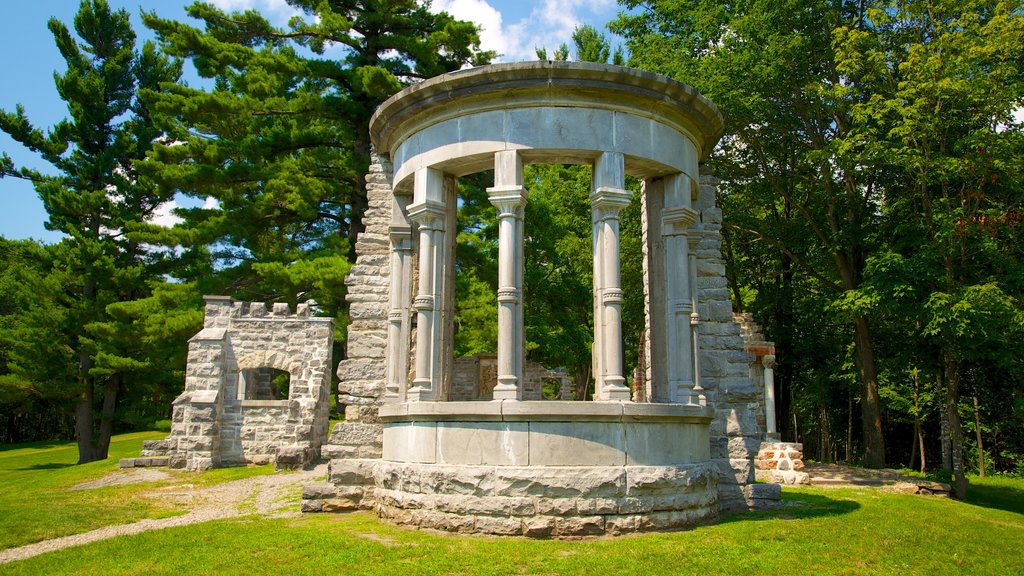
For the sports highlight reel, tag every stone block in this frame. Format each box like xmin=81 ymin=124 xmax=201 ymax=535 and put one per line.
xmin=491 ymin=467 xmax=626 ymax=499
xmin=436 ymin=422 xmax=529 ymax=466
xmin=555 ymin=515 xmax=605 ymax=537
xmin=744 ymin=483 xmax=782 ymax=500
xmin=329 ymin=459 xmax=378 ymax=486
xmin=528 ymin=422 xmax=625 ymax=466
xmin=331 ymin=421 xmax=383 ymax=447
xmin=302 ymin=483 xmax=339 ymax=500
xmin=300 ymin=499 xmax=324 ymax=513
xmin=522 ymin=517 xmax=556 ymax=538
xmin=475 ymin=516 xmax=523 ymax=536
xmin=382 ymin=422 xmax=436 ymax=463
xmin=720 ymin=378 xmax=758 ymax=403
xmin=625 ymin=422 xmax=707 ymax=465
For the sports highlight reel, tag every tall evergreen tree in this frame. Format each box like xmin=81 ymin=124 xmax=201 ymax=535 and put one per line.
xmin=0 ymin=0 xmax=183 ymax=463
xmin=138 ymin=2 xmax=495 ymax=375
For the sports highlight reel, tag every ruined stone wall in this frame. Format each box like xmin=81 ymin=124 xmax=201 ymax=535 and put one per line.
xmin=326 ymin=154 xmax=395 ymax=460
xmin=142 ymin=297 xmax=333 ymax=471
xmin=692 ymin=167 xmax=763 ymax=512
xmin=448 ymin=354 xmax=574 ymax=401
xmin=735 ymin=313 xmax=774 ymax=439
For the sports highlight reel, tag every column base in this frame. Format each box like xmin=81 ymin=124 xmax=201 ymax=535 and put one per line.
xmin=492 ymin=376 xmax=521 ymax=401
xmin=407 ymin=380 xmax=434 ymax=402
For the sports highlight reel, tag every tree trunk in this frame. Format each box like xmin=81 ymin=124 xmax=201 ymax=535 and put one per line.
xmin=944 ymin=350 xmax=968 ymax=499
xmin=973 ymin=392 xmax=985 ymax=478
xmin=911 ymin=370 xmax=925 ymax=473
xmin=846 ymin=389 xmax=853 ymax=463
xmin=74 ymin=378 xmax=95 ymax=464
xmin=96 ymin=374 xmax=120 ymax=461
xmin=853 ymin=315 xmax=885 ymax=468
xmin=573 ymin=364 xmax=591 ymax=401
xmin=936 ymin=368 xmax=952 ymax=471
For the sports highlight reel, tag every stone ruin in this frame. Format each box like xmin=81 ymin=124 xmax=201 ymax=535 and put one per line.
xmin=303 ymin=62 xmax=780 ymax=536
xmin=128 ymin=61 xmax=790 ymax=536
xmin=735 ymin=313 xmax=809 ymax=486
xmin=123 ymin=296 xmax=333 ymax=471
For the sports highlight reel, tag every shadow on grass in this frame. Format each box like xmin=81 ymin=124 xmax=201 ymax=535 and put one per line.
xmin=0 ymin=439 xmax=71 ymax=453
xmin=964 ymin=481 xmax=1024 ymax=516
xmin=16 ymin=462 xmax=75 ymax=470
xmin=718 ymin=490 xmax=861 ymax=525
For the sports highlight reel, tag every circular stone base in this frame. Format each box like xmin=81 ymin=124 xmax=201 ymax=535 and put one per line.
xmin=374 ymin=461 xmax=719 ymax=537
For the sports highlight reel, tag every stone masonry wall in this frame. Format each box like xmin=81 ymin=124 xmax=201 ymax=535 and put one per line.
xmin=140 ymin=297 xmax=333 ymax=471
xmin=325 ymin=154 xmax=395 ymax=460
xmin=449 ymin=354 xmax=574 ymax=401
xmin=693 ymin=167 xmax=763 ymax=512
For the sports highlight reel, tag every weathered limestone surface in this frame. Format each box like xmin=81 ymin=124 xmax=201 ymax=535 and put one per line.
xmin=139 ymin=297 xmax=333 ymax=471
xmin=302 ymin=459 xmax=719 ymax=537
xmin=326 ymin=154 xmax=395 ymax=459
xmin=692 ymin=168 xmax=765 ymax=512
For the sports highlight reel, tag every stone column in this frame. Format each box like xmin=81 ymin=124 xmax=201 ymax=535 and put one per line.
xmin=385 ymin=193 xmax=414 ymax=403
xmin=487 ymin=151 xmax=527 ymax=400
xmin=687 ymin=230 xmax=704 ymax=403
xmin=407 ymin=167 xmax=447 ymax=402
xmin=591 ymin=152 xmax=631 ymax=401
xmin=763 ymin=354 xmax=779 ymax=439
xmin=662 ymin=173 xmax=700 ymax=405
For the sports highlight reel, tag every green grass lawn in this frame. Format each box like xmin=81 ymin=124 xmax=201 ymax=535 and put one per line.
xmin=0 ymin=431 xmax=274 ymax=550
xmin=1 ymin=433 xmax=1022 ymax=575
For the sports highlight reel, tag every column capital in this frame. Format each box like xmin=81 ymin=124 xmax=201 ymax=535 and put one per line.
xmin=591 ymin=187 xmax=631 ymax=219
xmin=486 ymin=185 xmax=527 ymax=218
xmin=408 ymin=200 xmax=446 ymax=230
xmin=389 ymin=223 xmax=413 ymax=243
xmin=762 ymin=354 xmax=776 ymax=369
xmin=662 ymin=206 xmax=699 ymax=235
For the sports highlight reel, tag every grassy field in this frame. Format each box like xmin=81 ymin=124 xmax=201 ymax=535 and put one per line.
xmin=1 ymin=433 xmax=1022 ymax=575
xmin=0 ymin=431 xmax=274 ymax=550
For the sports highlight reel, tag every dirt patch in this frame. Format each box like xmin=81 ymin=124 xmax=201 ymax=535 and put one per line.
xmin=72 ymin=468 xmax=173 ymax=490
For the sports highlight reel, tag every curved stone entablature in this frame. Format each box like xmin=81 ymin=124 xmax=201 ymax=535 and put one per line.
xmin=370 ymin=62 xmax=724 ymax=192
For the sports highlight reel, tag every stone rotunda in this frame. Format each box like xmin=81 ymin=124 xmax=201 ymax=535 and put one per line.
xmin=309 ymin=62 xmax=771 ymax=536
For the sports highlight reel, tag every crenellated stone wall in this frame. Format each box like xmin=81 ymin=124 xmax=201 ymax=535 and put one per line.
xmin=134 ymin=297 xmax=333 ymax=471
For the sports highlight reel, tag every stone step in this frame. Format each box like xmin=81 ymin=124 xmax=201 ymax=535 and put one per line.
xmin=119 ymin=457 xmax=169 ymax=468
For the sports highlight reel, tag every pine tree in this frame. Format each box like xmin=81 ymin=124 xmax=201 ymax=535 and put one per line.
xmin=0 ymin=0 xmax=182 ymax=462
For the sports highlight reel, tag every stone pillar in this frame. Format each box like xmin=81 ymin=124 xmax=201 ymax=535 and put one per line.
xmin=407 ymin=167 xmax=447 ymax=402
xmin=591 ymin=152 xmax=631 ymax=401
xmin=385 ymin=193 xmax=414 ymax=403
xmin=487 ymin=151 xmax=528 ymax=400
xmin=763 ymin=354 xmax=778 ymax=439
xmin=662 ymin=173 xmax=700 ymax=405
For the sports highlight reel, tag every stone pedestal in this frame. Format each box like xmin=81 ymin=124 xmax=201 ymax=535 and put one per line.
xmin=754 ymin=441 xmax=810 ymax=485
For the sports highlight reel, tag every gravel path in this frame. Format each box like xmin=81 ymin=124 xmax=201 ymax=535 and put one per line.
xmin=0 ymin=463 xmax=326 ymax=565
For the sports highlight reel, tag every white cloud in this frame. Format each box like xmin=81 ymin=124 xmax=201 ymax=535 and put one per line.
xmin=150 ymin=200 xmax=183 ymax=228
xmin=432 ymin=0 xmax=618 ymax=62
xmin=208 ymin=0 xmax=301 ymax=25
xmin=204 ymin=196 xmax=220 ymax=210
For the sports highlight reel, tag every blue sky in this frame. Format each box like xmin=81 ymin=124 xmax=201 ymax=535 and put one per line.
xmin=0 ymin=0 xmax=624 ymax=243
